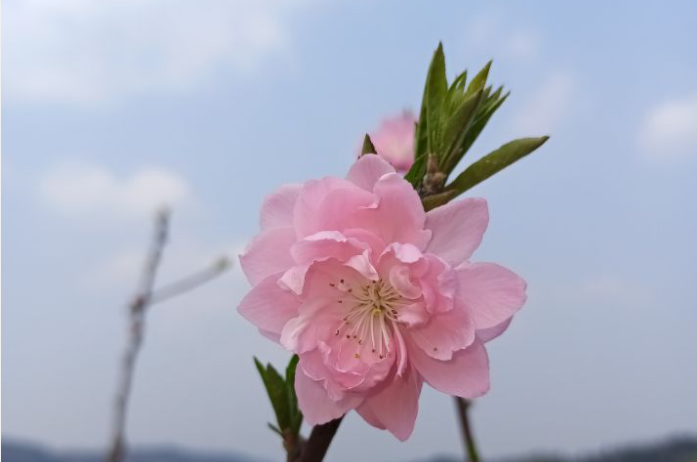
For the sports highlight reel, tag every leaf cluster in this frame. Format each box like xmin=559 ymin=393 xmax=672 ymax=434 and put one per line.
xmin=254 ymin=355 xmax=303 ymax=440
xmin=403 ymin=43 xmax=549 ymax=209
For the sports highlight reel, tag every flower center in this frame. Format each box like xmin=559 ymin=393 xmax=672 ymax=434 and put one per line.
xmin=331 ymin=278 xmax=404 ymax=359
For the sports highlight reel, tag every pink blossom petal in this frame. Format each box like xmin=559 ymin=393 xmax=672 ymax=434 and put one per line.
xmin=354 ymin=174 xmax=430 ymax=247
xmin=358 ymin=367 xmax=422 ymax=441
xmin=407 ymin=302 xmax=475 ymax=361
xmin=425 ymin=198 xmax=488 ymax=266
xmin=346 ymin=154 xmax=396 ymax=191
xmin=240 ymin=227 xmax=297 ymax=286
xmin=294 ymin=177 xmax=375 ymax=238
xmin=344 ymin=251 xmax=380 ymax=281
xmin=356 ymin=402 xmax=386 ymax=430
xmin=477 ymin=318 xmax=513 ymax=343
xmin=301 ymin=346 xmax=364 ymax=400
xmin=260 ymin=184 xmax=302 ymax=230
xmin=396 ymin=302 xmax=429 ymax=327
xmin=295 ymin=367 xmax=363 ymax=425
xmin=279 ymin=264 xmax=311 ymax=295
xmin=456 ymin=262 xmax=526 ymax=330
xmin=388 ymin=265 xmax=422 ymax=299
xmin=368 ymin=111 xmax=417 ymax=172
xmin=290 ymin=231 xmax=367 ymax=265
xmin=280 ymin=299 xmax=338 ymax=354
xmin=408 ymin=338 xmax=490 ymax=399
xmin=419 ymin=255 xmax=456 ymax=314
xmin=238 ymin=274 xmax=300 ymax=334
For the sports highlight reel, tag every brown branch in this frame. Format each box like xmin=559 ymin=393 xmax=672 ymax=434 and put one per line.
xmin=454 ymin=397 xmax=481 ymax=462
xmin=295 ymin=417 xmax=344 ymax=462
xmin=104 ymin=209 xmax=231 ymax=462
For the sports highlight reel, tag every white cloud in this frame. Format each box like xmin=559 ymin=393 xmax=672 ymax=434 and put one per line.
xmin=38 ymin=164 xmax=192 ymax=216
xmin=639 ymin=93 xmax=697 ymax=159
xmin=511 ymin=71 xmax=575 ymax=134
xmin=3 ymin=0 xmax=306 ymax=103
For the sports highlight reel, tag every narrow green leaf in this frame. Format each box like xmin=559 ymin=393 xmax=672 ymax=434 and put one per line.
xmin=451 ymin=70 xmax=467 ymax=91
xmin=285 ymin=355 xmax=302 ymax=435
xmin=445 ymin=70 xmax=468 ymax=111
xmin=456 ymin=70 xmax=468 ymax=91
xmin=264 ymin=364 xmax=290 ymax=431
xmin=446 ymin=136 xmax=550 ymax=197
xmin=254 ymin=358 xmax=291 ymax=433
xmin=488 ymin=85 xmax=503 ymax=103
xmin=406 ymin=43 xmax=447 ymax=187
xmin=425 ymin=43 xmax=448 ymax=159
xmin=440 ymin=89 xmax=484 ymax=174
xmin=254 ymin=357 xmax=267 ymax=382
xmin=360 ymin=134 xmax=377 ymax=156
xmin=459 ymin=91 xmax=510 ymax=157
xmin=267 ymin=423 xmax=283 ymax=437
xmin=465 ymin=60 xmax=492 ymax=97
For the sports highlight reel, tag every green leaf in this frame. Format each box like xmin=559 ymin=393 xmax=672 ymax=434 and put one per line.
xmin=407 ymin=43 xmax=447 ymax=187
xmin=454 ymin=70 xmax=468 ymax=91
xmin=425 ymin=43 xmax=448 ymax=158
xmin=459 ymin=91 xmax=510 ymax=157
xmin=440 ymin=89 xmax=484 ymax=174
xmin=445 ymin=70 xmax=468 ymax=111
xmin=465 ymin=60 xmax=492 ymax=97
xmin=445 ymin=136 xmax=550 ymax=197
xmin=360 ymin=134 xmax=377 ymax=156
xmin=285 ymin=355 xmax=302 ymax=435
xmin=254 ymin=357 xmax=267 ymax=382
xmin=254 ymin=358 xmax=290 ymax=432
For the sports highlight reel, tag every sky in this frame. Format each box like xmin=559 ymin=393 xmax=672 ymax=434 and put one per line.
xmin=2 ymin=1 xmax=697 ymax=461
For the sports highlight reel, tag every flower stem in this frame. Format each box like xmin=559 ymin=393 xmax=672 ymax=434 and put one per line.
xmin=454 ymin=397 xmax=481 ymax=462
xmin=297 ymin=417 xmax=343 ymax=462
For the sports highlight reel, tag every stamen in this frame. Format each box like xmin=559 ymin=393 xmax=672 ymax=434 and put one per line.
xmin=332 ymin=277 xmax=406 ymax=361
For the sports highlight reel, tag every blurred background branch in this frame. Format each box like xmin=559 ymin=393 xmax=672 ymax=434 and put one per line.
xmin=104 ymin=208 xmax=230 ymax=462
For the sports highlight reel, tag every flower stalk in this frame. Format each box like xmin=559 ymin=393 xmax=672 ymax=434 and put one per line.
xmin=455 ymin=397 xmax=481 ymax=462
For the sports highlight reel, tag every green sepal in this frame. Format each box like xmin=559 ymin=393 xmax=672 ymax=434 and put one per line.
xmin=360 ymin=134 xmax=377 ymax=156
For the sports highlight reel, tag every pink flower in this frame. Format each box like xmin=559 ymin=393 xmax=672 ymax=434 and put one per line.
xmin=364 ymin=111 xmax=416 ymax=172
xmin=238 ymin=155 xmax=526 ymax=440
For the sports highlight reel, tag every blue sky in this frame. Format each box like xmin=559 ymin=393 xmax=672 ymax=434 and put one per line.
xmin=3 ymin=1 xmax=697 ymax=461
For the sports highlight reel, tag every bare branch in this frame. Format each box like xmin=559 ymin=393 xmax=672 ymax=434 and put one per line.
xmin=150 ymin=257 xmax=230 ymax=305
xmin=104 ymin=209 xmax=230 ymax=462
xmin=105 ymin=208 xmax=170 ymax=462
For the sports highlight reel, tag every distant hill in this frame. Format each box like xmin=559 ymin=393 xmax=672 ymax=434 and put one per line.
xmin=1 ymin=440 xmax=267 ymax=462
xmin=3 ymin=436 xmax=697 ymax=462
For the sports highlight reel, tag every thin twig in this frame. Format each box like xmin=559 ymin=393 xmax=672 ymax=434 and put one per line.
xmin=149 ymin=257 xmax=230 ymax=305
xmin=296 ymin=417 xmax=344 ymax=462
xmin=104 ymin=209 xmax=231 ymax=462
xmin=455 ymin=397 xmax=481 ymax=462
xmin=105 ymin=208 xmax=170 ymax=462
